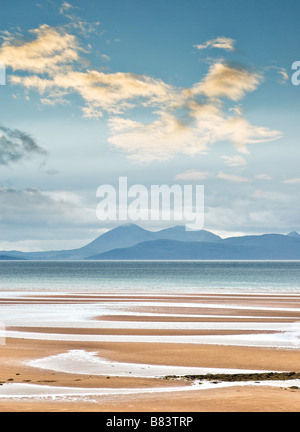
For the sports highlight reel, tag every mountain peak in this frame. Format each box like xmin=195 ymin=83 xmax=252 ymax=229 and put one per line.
xmin=287 ymin=231 xmax=300 ymax=238
xmin=117 ymin=223 xmax=148 ymax=230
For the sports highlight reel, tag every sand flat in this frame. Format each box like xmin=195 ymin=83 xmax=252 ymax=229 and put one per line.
xmin=1 ymin=292 xmax=300 ymax=411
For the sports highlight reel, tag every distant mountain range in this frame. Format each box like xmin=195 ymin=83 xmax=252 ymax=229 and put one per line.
xmin=1 ymin=224 xmax=300 ymax=260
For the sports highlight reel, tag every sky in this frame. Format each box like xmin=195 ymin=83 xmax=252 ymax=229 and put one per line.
xmin=0 ymin=0 xmax=300 ymax=251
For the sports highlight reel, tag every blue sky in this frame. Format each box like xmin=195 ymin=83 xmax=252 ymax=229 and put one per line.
xmin=0 ymin=0 xmax=300 ymax=250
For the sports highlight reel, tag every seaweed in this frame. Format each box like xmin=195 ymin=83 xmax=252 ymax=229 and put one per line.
xmin=163 ymin=371 xmax=300 ymax=383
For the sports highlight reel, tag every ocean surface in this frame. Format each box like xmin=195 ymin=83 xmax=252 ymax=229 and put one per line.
xmin=0 ymin=260 xmax=299 ymax=294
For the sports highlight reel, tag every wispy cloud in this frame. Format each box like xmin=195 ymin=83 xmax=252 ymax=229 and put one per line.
xmin=221 ymin=155 xmax=247 ymax=167
xmin=255 ymin=174 xmax=272 ymax=181
xmin=278 ymin=67 xmax=289 ymax=83
xmin=283 ymin=178 xmax=300 ymax=184
xmin=11 ymin=69 xmax=174 ymax=116
xmin=194 ymin=37 xmax=235 ymax=52
xmin=0 ymin=24 xmax=81 ymax=74
xmin=217 ymin=171 xmax=251 ymax=183
xmin=266 ymin=65 xmax=289 ymax=85
xmin=175 ymin=170 xmax=212 ymax=181
xmin=101 ymin=54 xmax=111 ymax=62
xmin=250 ymin=189 xmax=288 ymax=201
xmin=59 ymin=1 xmax=74 ymax=14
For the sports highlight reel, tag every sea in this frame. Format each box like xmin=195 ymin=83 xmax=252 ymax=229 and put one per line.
xmin=0 ymin=260 xmax=299 ymax=294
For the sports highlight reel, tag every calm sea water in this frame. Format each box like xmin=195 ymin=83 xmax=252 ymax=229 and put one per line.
xmin=0 ymin=261 xmax=299 ymax=294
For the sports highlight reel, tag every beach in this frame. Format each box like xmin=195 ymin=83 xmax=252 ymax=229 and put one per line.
xmin=1 ymin=289 xmax=300 ymax=412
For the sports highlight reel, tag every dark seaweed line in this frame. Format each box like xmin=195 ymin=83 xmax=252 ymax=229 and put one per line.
xmin=163 ymin=372 xmax=300 ymax=383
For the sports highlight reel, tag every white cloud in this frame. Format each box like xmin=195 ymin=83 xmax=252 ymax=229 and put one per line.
xmin=283 ymin=178 xmax=300 ymax=184
xmin=101 ymin=54 xmax=111 ymax=62
xmin=175 ymin=170 xmax=212 ymax=181
xmin=250 ymin=189 xmax=289 ymax=201
xmin=0 ymin=24 xmax=81 ymax=74
xmin=108 ymin=111 xmax=210 ymax=163
xmin=194 ymin=37 xmax=235 ymax=52
xmin=191 ymin=62 xmax=262 ymax=101
xmin=59 ymin=1 xmax=74 ymax=14
xmin=12 ymin=70 xmax=174 ymax=117
xmin=108 ymin=101 xmax=281 ymax=162
xmin=278 ymin=68 xmax=289 ymax=83
xmin=217 ymin=171 xmax=251 ymax=183
xmin=255 ymin=174 xmax=272 ymax=181
xmin=221 ymin=155 xmax=247 ymax=167
xmin=213 ymin=116 xmax=282 ymax=154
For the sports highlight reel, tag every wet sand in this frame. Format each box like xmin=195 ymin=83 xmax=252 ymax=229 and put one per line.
xmin=1 ymin=292 xmax=300 ymax=411
xmin=2 ymin=386 xmax=300 ymax=412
